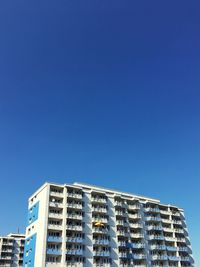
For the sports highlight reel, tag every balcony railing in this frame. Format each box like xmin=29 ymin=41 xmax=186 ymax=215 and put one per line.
xmin=164 ymin=236 xmax=176 ymax=242
xmin=46 ymin=248 xmax=62 ymax=255
xmin=130 ymin=233 xmax=144 ymax=239
xmin=93 ymin=239 xmax=109 ymax=245
xmin=150 ymin=245 xmax=166 ymax=250
xmin=66 ymin=237 xmax=83 ymax=243
xmin=166 ymin=246 xmax=177 ymax=251
xmin=48 ymin=224 xmax=62 ymax=230
xmin=67 ymin=203 xmax=82 ymax=209
xmin=151 ymin=255 xmax=168 ymax=260
xmin=91 ymin=198 xmax=107 ymax=203
xmin=145 ymin=207 xmax=160 ymax=213
xmin=168 ymin=256 xmax=180 ymax=261
xmin=50 ymin=191 xmax=63 ymax=197
xmin=92 ymin=207 xmax=107 ymax=213
xmin=66 ymin=249 xmax=83 ymax=255
xmin=66 ymin=225 xmax=82 ymax=231
xmin=148 ymin=235 xmax=164 ymax=240
xmin=147 ymin=225 xmax=162 ymax=231
xmin=47 ymin=236 xmax=62 ymax=242
xmin=67 ymin=214 xmax=83 ymax=220
xmin=127 ymin=253 xmax=146 ymax=259
xmin=128 ymin=205 xmax=140 ymax=210
xmin=67 ymin=193 xmax=82 ymax=199
xmin=127 ymin=243 xmax=145 ymax=249
xmin=49 ymin=213 xmax=63 ymax=219
xmin=178 ymin=246 xmax=188 ymax=252
xmin=49 ymin=202 xmax=63 ymax=208
xmin=129 ymin=223 xmax=142 ymax=228
xmin=146 ymin=217 xmax=161 ymax=222
xmin=94 ymin=251 xmax=110 ymax=257
xmin=128 ymin=214 xmax=141 ymax=219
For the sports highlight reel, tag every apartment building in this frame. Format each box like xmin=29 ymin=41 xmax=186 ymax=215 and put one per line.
xmin=23 ymin=182 xmax=194 ymax=267
xmin=0 ymin=233 xmax=25 ymax=266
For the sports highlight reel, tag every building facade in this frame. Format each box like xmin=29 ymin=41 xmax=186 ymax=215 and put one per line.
xmin=23 ymin=182 xmax=194 ymax=267
xmin=0 ymin=233 xmax=25 ymax=267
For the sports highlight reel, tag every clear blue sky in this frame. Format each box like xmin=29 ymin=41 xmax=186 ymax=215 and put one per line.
xmin=0 ymin=0 xmax=199 ymax=264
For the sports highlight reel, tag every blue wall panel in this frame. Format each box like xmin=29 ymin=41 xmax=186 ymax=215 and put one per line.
xmin=27 ymin=201 xmax=39 ymax=225
xmin=23 ymin=233 xmax=37 ymax=267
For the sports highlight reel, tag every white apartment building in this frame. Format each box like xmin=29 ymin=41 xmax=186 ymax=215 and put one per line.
xmin=23 ymin=182 xmax=194 ymax=267
xmin=0 ymin=233 xmax=25 ymax=267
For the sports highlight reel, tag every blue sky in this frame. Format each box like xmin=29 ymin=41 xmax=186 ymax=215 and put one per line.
xmin=0 ymin=0 xmax=200 ymax=264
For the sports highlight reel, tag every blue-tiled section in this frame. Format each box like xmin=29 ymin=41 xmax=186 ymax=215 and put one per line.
xmin=27 ymin=201 xmax=39 ymax=225
xmin=23 ymin=233 xmax=36 ymax=267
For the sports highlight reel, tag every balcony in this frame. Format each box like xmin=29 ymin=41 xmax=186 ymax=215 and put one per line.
xmin=150 ymin=245 xmax=166 ymax=250
xmin=161 ymin=218 xmax=171 ymax=224
xmin=129 ymin=223 xmax=142 ymax=228
xmin=93 ymin=227 xmax=108 ymax=234
xmin=128 ymin=253 xmax=146 ymax=259
xmin=146 ymin=217 xmax=161 ymax=222
xmin=163 ymin=227 xmax=173 ymax=232
xmin=48 ymin=224 xmax=63 ymax=230
xmin=117 ymin=230 xmax=127 ymax=236
xmin=91 ymin=197 xmax=107 ymax=204
xmin=49 ymin=213 xmax=63 ymax=219
xmin=168 ymin=256 xmax=180 ymax=261
xmin=166 ymin=246 xmax=177 ymax=251
xmin=92 ymin=217 xmax=108 ymax=223
xmin=128 ymin=214 xmax=141 ymax=219
xmin=47 ymin=236 xmax=62 ymax=242
xmin=151 ymin=255 xmax=168 ymax=260
xmin=116 ymin=220 xmax=126 ymax=226
xmin=180 ymin=256 xmax=190 ymax=261
xmin=119 ymin=252 xmax=127 ymax=258
xmin=49 ymin=202 xmax=63 ymax=208
xmin=127 ymin=243 xmax=145 ymax=249
xmin=92 ymin=207 xmax=107 ymax=213
xmin=178 ymin=246 xmax=188 ymax=252
xmin=128 ymin=205 xmax=140 ymax=210
xmin=118 ymin=241 xmax=126 ymax=247
xmin=46 ymin=248 xmax=62 ymax=255
xmin=164 ymin=236 xmax=176 ymax=242
xmin=93 ymin=264 xmax=111 ymax=267
xmin=160 ymin=210 xmax=170 ymax=215
xmin=67 ymin=193 xmax=82 ymax=199
xmin=147 ymin=225 xmax=162 ymax=231
xmin=130 ymin=233 xmax=144 ymax=239
xmin=66 ymin=249 xmax=83 ymax=255
xmin=66 ymin=225 xmax=82 ymax=231
xmin=64 ymin=263 xmax=83 ymax=267
xmin=94 ymin=239 xmax=109 ymax=245
xmin=67 ymin=214 xmax=83 ymax=220
xmin=176 ymin=237 xmax=186 ymax=243
xmin=67 ymin=203 xmax=82 ymax=209
xmin=116 ymin=211 xmax=126 ymax=217
xmin=115 ymin=201 xmax=125 ymax=207
xmin=145 ymin=207 xmax=160 ymax=213
xmin=66 ymin=237 xmax=83 ymax=243
xmin=174 ymin=228 xmax=184 ymax=234
xmin=148 ymin=235 xmax=164 ymax=241
xmin=172 ymin=220 xmax=182 ymax=225
xmin=94 ymin=251 xmax=110 ymax=257
xmin=50 ymin=191 xmax=63 ymax=197
xmin=1 ymin=248 xmax=13 ymax=253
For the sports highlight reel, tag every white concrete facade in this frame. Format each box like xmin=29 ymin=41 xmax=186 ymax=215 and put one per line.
xmin=24 ymin=182 xmax=194 ymax=267
xmin=0 ymin=233 xmax=25 ymax=267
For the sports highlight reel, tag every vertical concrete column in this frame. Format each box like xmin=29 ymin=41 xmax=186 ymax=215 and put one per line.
xmin=61 ymin=186 xmax=67 ymax=265
xmin=140 ymin=202 xmax=151 ymax=267
xmin=83 ymin=191 xmax=93 ymax=267
xmin=107 ymin=196 xmax=119 ymax=267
